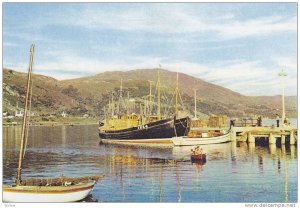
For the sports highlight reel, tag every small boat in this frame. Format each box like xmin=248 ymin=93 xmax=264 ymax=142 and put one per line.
xmin=3 ymin=175 xmax=102 ymax=202
xmin=3 ymin=44 xmax=103 ymax=202
xmin=172 ymin=129 xmax=231 ymax=146
xmin=191 ymin=154 xmax=207 ymax=163
xmin=190 ymin=146 xmax=206 ymax=163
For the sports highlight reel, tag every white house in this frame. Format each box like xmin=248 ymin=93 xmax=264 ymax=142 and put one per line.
xmin=61 ymin=111 xmax=67 ymax=117
xmin=15 ymin=111 xmax=24 ymax=118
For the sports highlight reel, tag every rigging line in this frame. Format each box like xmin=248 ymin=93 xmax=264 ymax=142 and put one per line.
xmin=161 ymin=92 xmax=169 ymax=116
xmin=164 ymin=91 xmax=175 ymax=116
xmin=23 ymin=75 xmax=33 ymax=159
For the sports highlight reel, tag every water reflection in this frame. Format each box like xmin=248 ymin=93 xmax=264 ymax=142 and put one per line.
xmin=2 ymin=125 xmax=298 ymax=202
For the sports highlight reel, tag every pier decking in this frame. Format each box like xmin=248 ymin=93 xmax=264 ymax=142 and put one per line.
xmin=231 ymin=126 xmax=297 ymax=145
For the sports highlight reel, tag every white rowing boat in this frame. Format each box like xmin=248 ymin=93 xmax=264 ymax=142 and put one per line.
xmin=172 ymin=130 xmax=231 ymax=146
xmin=3 ymin=179 xmax=99 ymax=202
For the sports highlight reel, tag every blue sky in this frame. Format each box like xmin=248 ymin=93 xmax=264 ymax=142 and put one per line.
xmin=3 ymin=3 xmax=297 ymax=96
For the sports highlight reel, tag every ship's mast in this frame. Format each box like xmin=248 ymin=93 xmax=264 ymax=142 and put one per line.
xmin=127 ymin=91 xmax=130 ymax=114
xmin=194 ymin=89 xmax=197 ymax=119
xmin=149 ymin=80 xmax=152 ymax=115
xmin=157 ymin=71 xmax=161 ymax=119
xmin=16 ymin=44 xmax=35 ymax=184
xmin=118 ymin=79 xmax=123 ymax=114
xmin=111 ymin=93 xmax=115 ymax=117
xmin=175 ymin=72 xmax=179 ymax=118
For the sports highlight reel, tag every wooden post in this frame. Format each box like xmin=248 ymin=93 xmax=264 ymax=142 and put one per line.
xmin=240 ymin=132 xmax=247 ymax=142
xmin=248 ymin=132 xmax=255 ymax=143
xmin=281 ymin=131 xmax=286 ymax=145
xmin=290 ymin=130 xmax=295 ymax=145
xmin=269 ymin=133 xmax=276 ymax=144
xmin=230 ymin=129 xmax=236 ymax=142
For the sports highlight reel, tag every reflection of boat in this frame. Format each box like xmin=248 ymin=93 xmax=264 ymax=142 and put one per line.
xmin=172 ymin=129 xmax=231 ymax=146
xmin=3 ymin=44 xmax=102 ymax=202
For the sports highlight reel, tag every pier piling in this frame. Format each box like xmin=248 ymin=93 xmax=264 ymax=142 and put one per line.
xmin=248 ymin=132 xmax=255 ymax=143
xmin=269 ymin=133 xmax=276 ymax=144
xmin=233 ymin=126 xmax=297 ymax=146
xmin=281 ymin=132 xmax=286 ymax=145
xmin=290 ymin=130 xmax=295 ymax=145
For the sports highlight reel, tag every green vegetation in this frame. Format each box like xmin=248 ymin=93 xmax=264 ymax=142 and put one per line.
xmin=3 ymin=68 xmax=297 ymax=120
xmin=3 ymin=116 xmax=99 ymax=126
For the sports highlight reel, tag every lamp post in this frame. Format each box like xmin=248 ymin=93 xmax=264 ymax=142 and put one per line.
xmin=278 ymin=69 xmax=287 ymax=126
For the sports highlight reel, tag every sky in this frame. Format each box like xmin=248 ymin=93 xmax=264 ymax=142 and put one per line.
xmin=2 ymin=3 xmax=297 ymax=96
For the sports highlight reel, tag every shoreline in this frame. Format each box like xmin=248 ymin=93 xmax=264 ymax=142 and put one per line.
xmin=3 ymin=121 xmax=99 ymax=127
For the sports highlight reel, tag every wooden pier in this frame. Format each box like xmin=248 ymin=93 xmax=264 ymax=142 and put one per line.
xmin=231 ymin=126 xmax=297 ymax=145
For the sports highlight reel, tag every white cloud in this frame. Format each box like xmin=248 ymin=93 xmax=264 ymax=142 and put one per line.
xmin=213 ymin=16 xmax=296 ymax=39
xmin=52 ymin=6 xmax=296 ymax=40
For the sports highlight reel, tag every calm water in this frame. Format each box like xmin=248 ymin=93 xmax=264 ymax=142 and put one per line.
xmin=3 ymin=125 xmax=298 ymax=203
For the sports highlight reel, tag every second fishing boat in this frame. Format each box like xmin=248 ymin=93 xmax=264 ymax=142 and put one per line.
xmin=99 ymin=71 xmax=190 ymax=145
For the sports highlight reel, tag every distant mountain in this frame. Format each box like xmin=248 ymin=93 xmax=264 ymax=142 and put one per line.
xmin=3 ymin=68 xmax=297 ymax=118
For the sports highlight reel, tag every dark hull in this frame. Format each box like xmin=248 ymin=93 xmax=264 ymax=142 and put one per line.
xmin=174 ymin=117 xmax=190 ymax=137
xmin=99 ymin=117 xmax=190 ymax=141
xmin=191 ymin=154 xmax=207 ymax=164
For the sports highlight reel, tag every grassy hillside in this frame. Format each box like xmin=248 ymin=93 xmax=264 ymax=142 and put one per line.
xmin=3 ymin=68 xmax=297 ymax=119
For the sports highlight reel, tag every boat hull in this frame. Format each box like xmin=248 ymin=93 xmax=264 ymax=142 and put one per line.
xmin=191 ymin=154 xmax=206 ymax=163
xmin=172 ymin=131 xmax=231 ymax=146
xmin=99 ymin=117 xmax=190 ymax=142
xmin=3 ymin=182 xmax=96 ymax=202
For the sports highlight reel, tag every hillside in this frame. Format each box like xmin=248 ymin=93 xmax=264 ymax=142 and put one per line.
xmin=3 ymin=68 xmax=297 ymax=118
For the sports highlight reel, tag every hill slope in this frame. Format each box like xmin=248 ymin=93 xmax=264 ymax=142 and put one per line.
xmin=3 ymin=68 xmax=297 ymax=118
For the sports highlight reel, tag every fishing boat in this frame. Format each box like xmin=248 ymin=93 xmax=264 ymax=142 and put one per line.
xmin=172 ymin=129 xmax=231 ymax=146
xmin=3 ymin=44 xmax=103 ymax=202
xmin=99 ymin=71 xmax=190 ymax=144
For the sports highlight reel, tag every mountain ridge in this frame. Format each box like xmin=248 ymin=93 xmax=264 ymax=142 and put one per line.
xmin=3 ymin=68 xmax=297 ymax=118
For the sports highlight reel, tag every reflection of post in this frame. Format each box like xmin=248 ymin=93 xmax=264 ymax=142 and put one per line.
xmin=281 ymin=145 xmax=288 ymax=202
xmin=175 ymin=162 xmax=181 ymax=202
xmin=61 ymin=126 xmax=66 ymax=147
xmin=231 ymin=141 xmax=237 ymax=161
xmin=258 ymin=154 xmax=263 ymax=174
xmin=269 ymin=143 xmax=276 ymax=156
xmin=159 ymin=164 xmax=163 ymax=202
xmin=120 ymin=163 xmax=125 ymax=201
xmin=277 ymin=155 xmax=281 ymax=174
xmin=290 ymin=145 xmax=295 ymax=159
xmin=248 ymin=143 xmax=255 ymax=155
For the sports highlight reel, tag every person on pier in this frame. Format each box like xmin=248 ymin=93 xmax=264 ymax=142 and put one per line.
xmin=276 ymin=114 xmax=280 ymax=127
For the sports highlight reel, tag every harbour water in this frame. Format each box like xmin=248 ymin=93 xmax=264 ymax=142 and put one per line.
xmin=3 ymin=124 xmax=297 ymax=203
